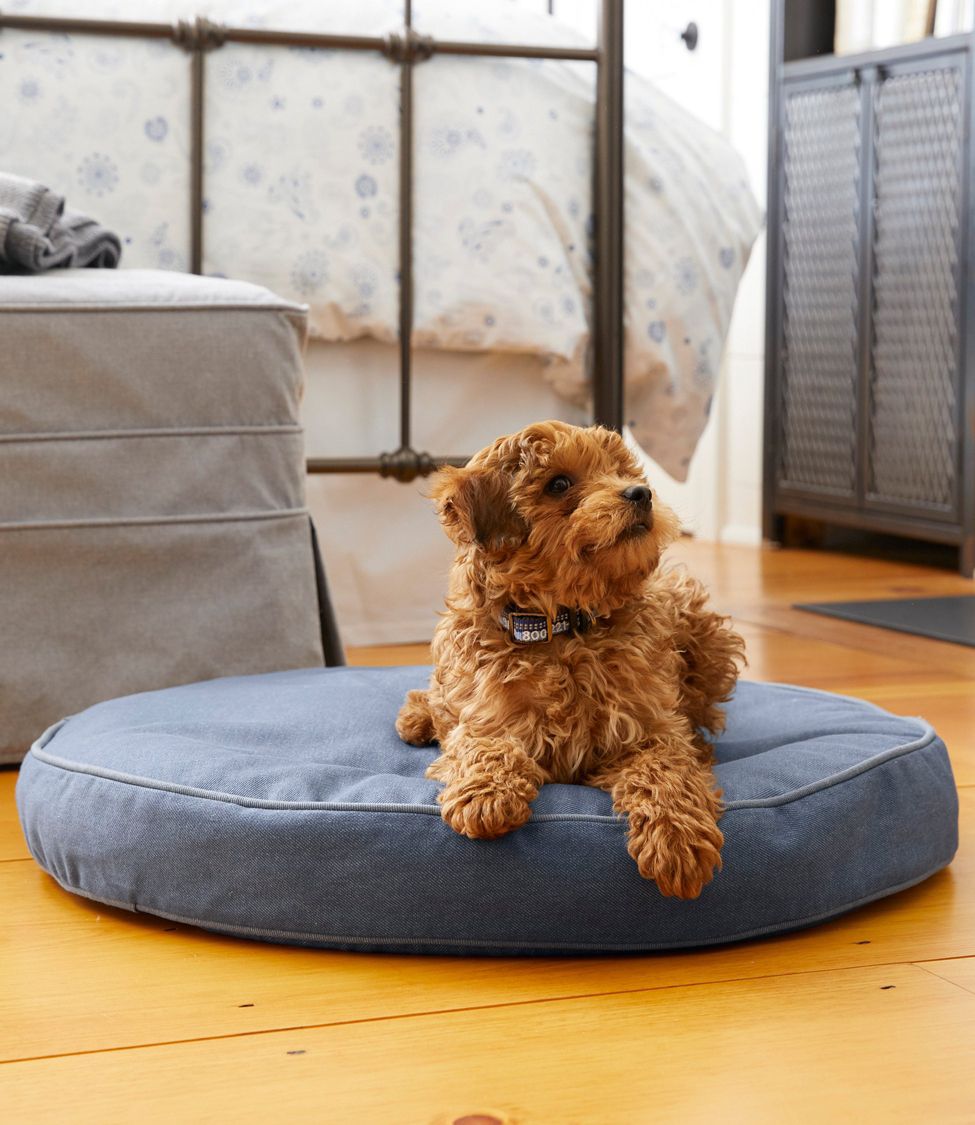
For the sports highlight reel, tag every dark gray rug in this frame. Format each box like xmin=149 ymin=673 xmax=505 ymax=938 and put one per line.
xmin=795 ymin=595 xmax=975 ymax=648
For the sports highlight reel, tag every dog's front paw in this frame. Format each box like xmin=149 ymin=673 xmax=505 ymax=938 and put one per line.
xmin=626 ymin=811 xmax=723 ymax=899
xmin=438 ymin=776 xmax=535 ymax=840
xmin=396 ymin=690 xmax=435 ymax=746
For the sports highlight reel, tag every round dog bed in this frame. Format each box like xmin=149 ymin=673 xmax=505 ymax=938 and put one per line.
xmin=16 ymin=667 xmax=957 ymax=955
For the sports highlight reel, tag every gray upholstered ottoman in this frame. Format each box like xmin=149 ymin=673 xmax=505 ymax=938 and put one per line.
xmin=0 ymin=269 xmax=339 ymax=763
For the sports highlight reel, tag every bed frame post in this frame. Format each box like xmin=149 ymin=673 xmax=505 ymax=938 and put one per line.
xmin=175 ymin=17 xmax=225 ymax=275
xmin=397 ymin=0 xmax=417 ymax=457
xmin=592 ymin=0 xmax=625 ymax=433
xmin=189 ymin=42 xmax=205 ymax=275
xmin=373 ymin=5 xmax=436 ymax=481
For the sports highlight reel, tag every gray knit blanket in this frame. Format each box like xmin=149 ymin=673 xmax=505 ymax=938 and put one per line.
xmin=0 ymin=173 xmax=121 ymax=273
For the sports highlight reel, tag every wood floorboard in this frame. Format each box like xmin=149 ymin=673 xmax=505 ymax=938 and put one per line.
xmin=0 ymin=770 xmax=28 ymax=862
xmin=346 ymin=642 xmax=431 ymax=667
xmin=733 ymin=620 xmax=941 ymax=683
xmin=737 ymin=605 xmax=975 ymax=680
xmin=915 ymin=956 xmax=975 ymax=995
xmin=3 ymin=540 xmax=973 ymax=1118
xmin=3 ymin=962 xmax=973 ymax=1124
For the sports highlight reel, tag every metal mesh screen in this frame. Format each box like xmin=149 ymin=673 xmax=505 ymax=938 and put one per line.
xmin=779 ymin=82 xmax=861 ymax=495
xmin=869 ymin=65 xmax=963 ymax=510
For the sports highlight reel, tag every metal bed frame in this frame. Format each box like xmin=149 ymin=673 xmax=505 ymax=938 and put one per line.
xmin=0 ymin=1 xmax=633 ymax=482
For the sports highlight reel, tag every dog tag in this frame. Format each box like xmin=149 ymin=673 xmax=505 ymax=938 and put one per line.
xmin=509 ymin=612 xmax=551 ymax=644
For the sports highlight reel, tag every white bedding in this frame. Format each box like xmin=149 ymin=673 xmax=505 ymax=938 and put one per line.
xmin=2 ymin=0 xmax=761 ymax=479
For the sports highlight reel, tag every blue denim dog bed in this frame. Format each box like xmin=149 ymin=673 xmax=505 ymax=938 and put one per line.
xmin=16 ymin=667 xmax=957 ymax=954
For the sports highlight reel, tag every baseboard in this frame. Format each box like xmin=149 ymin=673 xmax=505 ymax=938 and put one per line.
xmin=719 ymin=523 xmax=763 ymax=547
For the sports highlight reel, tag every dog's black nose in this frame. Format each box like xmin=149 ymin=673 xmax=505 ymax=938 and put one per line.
xmin=621 ymin=484 xmax=652 ymax=508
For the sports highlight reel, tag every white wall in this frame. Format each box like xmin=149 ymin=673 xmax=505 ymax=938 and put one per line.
xmin=835 ymin=0 xmax=973 ymax=54
xmin=550 ymin=0 xmax=770 ymax=545
xmin=717 ymin=0 xmax=770 ymax=547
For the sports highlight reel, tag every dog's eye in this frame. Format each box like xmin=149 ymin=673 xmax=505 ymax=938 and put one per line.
xmin=545 ymin=474 xmax=573 ymax=496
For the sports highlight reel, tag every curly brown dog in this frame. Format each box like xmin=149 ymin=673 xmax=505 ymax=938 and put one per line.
xmin=397 ymin=420 xmax=745 ymax=899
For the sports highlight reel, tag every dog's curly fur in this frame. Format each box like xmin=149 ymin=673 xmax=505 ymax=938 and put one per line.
xmin=397 ymin=420 xmax=745 ymax=899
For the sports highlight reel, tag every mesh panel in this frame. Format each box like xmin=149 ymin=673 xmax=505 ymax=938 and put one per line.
xmin=869 ymin=65 xmax=963 ymax=510
xmin=780 ymin=83 xmax=861 ymax=495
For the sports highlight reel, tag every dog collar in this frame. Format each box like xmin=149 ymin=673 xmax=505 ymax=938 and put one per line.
xmin=499 ymin=605 xmax=594 ymax=645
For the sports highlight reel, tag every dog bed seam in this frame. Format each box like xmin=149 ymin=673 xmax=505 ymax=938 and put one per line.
xmin=25 ymin=722 xmax=939 ymax=817
xmin=0 ymin=425 xmax=303 ymax=446
xmin=0 ymin=302 xmax=302 ymax=314
xmin=0 ymin=508 xmax=309 ymax=533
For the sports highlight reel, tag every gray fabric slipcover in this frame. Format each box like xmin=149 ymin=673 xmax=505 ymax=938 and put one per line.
xmin=0 ymin=269 xmax=329 ymax=763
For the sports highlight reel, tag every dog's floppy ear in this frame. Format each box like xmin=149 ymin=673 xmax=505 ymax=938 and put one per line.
xmin=432 ymin=465 xmax=527 ymax=552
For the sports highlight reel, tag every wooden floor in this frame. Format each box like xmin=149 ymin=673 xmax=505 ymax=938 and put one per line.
xmin=3 ymin=538 xmax=974 ymax=1123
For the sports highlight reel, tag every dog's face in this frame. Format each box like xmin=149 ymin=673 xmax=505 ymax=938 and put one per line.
xmin=432 ymin=420 xmax=681 ymax=614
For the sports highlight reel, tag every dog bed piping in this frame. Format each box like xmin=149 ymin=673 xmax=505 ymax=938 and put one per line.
xmin=25 ymin=720 xmax=939 ymax=818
